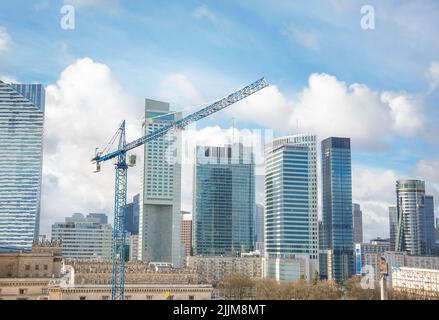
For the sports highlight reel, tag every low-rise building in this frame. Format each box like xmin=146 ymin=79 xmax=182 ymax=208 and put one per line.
xmin=392 ymin=267 xmax=439 ymax=299
xmin=187 ymin=256 xmax=262 ymax=285
xmin=48 ymin=284 xmax=212 ymax=300
xmin=0 ymin=241 xmax=63 ymax=300
xmin=51 ymin=213 xmax=113 ymax=260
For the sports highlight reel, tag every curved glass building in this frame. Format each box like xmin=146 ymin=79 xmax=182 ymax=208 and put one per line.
xmin=0 ymin=81 xmax=45 ymax=251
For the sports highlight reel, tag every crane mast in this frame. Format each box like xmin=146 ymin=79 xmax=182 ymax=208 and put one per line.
xmin=92 ymin=77 xmax=269 ymax=300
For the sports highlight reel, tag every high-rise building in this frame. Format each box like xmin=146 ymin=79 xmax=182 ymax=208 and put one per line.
xmin=255 ymin=204 xmax=264 ymax=251
xmin=138 ymin=99 xmax=182 ymax=267
xmin=51 ymin=213 xmax=113 ymax=260
xmin=193 ymin=143 xmax=255 ymax=256
xmin=396 ymin=180 xmax=435 ymax=255
xmin=425 ymin=196 xmax=436 ymax=255
xmin=264 ymin=134 xmax=318 ymax=282
xmin=87 ymin=213 xmax=108 ymax=225
xmin=180 ymin=211 xmax=192 ymax=258
xmin=0 ymin=82 xmax=45 ymax=251
xmin=321 ymin=137 xmax=354 ymax=283
xmin=125 ymin=194 xmax=139 ymax=235
xmin=318 ymin=221 xmax=327 ymax=278
xmin=352 ymin=203 xmax=363 ymax=244
xmin=389 ymin=206 xmax=398 ymax=251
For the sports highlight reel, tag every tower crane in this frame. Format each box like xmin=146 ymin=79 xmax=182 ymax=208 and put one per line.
xmin=92 ymin=77 xmax=269 ymax=300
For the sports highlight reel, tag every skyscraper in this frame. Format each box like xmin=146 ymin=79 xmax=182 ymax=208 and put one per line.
xmin=255 ymin=204 xmax=264 ymax=252
xmin=51 ymin=213 xmax=113 ymax=260
xmin=87 ymin=213 xmax=108 ymax=225
xmin=321 ymin=137 xmax=354 ymax=283
xmin=425 ymin=196 xmax=435 ymax=255
xmin=395 ymin=180 xmax=435 ymax=256
xmin=193 ymin=143 xmax=255 ymax=256
xmin=125 ymin=194 xmax=139 ymax=235
xmin=0 ymin=82 xmax=45 ymax=250
xmin=352 ymin=203 xmax=363 ymax=244
xmin=138 ymin=99 xmax=182 ymax=266
xmin=264 ymin=134 xmax=318 ymax=282
xmin=389 ymin=206 xmax=398 ymax=251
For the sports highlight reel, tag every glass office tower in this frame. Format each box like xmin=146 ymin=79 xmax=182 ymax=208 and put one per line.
xmin=138 ymin=99 xmax=182 ymax=266
xmin=0 ymin=82 xmax=45 ymax=250
xmin=352 ymin=203 xmax=363 ymax=244
xmin=321 ymin=137 xmax=354 ymax=282
xmin=264 ymin=134 xmax=318 ymax=282
xmin=389 ymin=206 xmax=398 ymax=251
xmin=193 ymin=143 xmax=255 ymax=256
xmin=396 ymin=180 xmax=435 ymax=255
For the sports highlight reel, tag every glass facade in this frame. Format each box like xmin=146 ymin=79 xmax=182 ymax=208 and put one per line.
xmin=138 ymin=99 xmax=182 ymax=266
xmin=0 ymin=82 xmax=45 ymax=250
xmin=396 ymin=180 xmax=435 ymax=255
xmin=125 ymin=194 xmax=139 ymax=235
xmin=51 ymin=213 xmax=113 ymax=260
xmin=254 ymin=204 xmax=264 ymax=250
xmin=264 ymin=134 xmax=318 ymax=282
xmin=193 ymin=143 xmax=255 ymax=256
xmin=321 ymin=137 xmax=354 ymax=283
xmin=389 ymin=206 xmax=398 ymax=251
xmin=352 ymin=203 xmax=363 ymax=244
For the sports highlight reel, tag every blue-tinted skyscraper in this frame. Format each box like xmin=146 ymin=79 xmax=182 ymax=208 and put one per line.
xmin=0 ymin=82 xmax=45 ymax=250
xmin=264 ymin=135 xmax=318 ymax=282
xmin=193 ymin=143 xmax=255 ymax=256
xmin=389 ymin=206 xmax=398 ymax=251
xmin=395 ymin=180 xmax=435 ymax=255
xmin=125 ymin=194 xmax=139 ymax=235
xmin=425 ymin=196 xmax=435 ymax=255
xmin=321 ymin=137 xmax=354 ymax=282
xmin=254 ymin=204 xmax=264 ymax=252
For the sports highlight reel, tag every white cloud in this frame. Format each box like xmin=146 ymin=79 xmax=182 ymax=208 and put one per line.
xmin=381 ymin=91 xmax=423 ymax=136
xmin=41 ymin=57 xmax=142 ymax=236
xmin=224 ymin=85 xmax=291 ymax=132
xmin=285 ymin=28 xmax=319 ymax=51
xmin=352 ymin=166 xmax=399 ymax=241
xmin=62 ymin=0 xmax=120 ymax=15
xmin=228 ymin=73 xmax=424 ymax=151
xmin=414 ymin=160 xmax=439 ymax=215
xmin=415 ymin=160 xmax=439 ymax=183
xmin=192 ymin=4 xmax=230 ymax=28
xmin=193 ymin=5 xmax=216 ymax=22
xmin=157 ymin=74 xmax=205 ymax=113
xmin=427 ymin=61 xmax=439 ymax=92
xmin=0 ymin=27 xmax=11 ymax=53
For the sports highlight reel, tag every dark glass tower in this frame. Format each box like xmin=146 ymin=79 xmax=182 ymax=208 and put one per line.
xmin=193 ymin=143 xmax=255 ymax=256
xmin=321 ymin=137 xmax=354 ymax=282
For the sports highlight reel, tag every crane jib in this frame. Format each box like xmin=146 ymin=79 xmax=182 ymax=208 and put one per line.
xmin=93 ymin=77 xmax=268 ymax=163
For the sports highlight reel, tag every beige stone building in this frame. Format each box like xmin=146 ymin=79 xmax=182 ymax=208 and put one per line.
xmin=0 ymin=240 xmax=62 ymax=300
xmin=392 ymin=267 xmax=439 ymax=298
xmin=48 ymin=284 xmax=212 ymax=300
xmin=1 ymin=242 xmax=213 ymax=300
xmin=187 ymin=256 xmax=262 ymax=284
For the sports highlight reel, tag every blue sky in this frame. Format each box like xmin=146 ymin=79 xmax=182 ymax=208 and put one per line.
xmin=0 ymin=0 xmax=438 ymax=240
